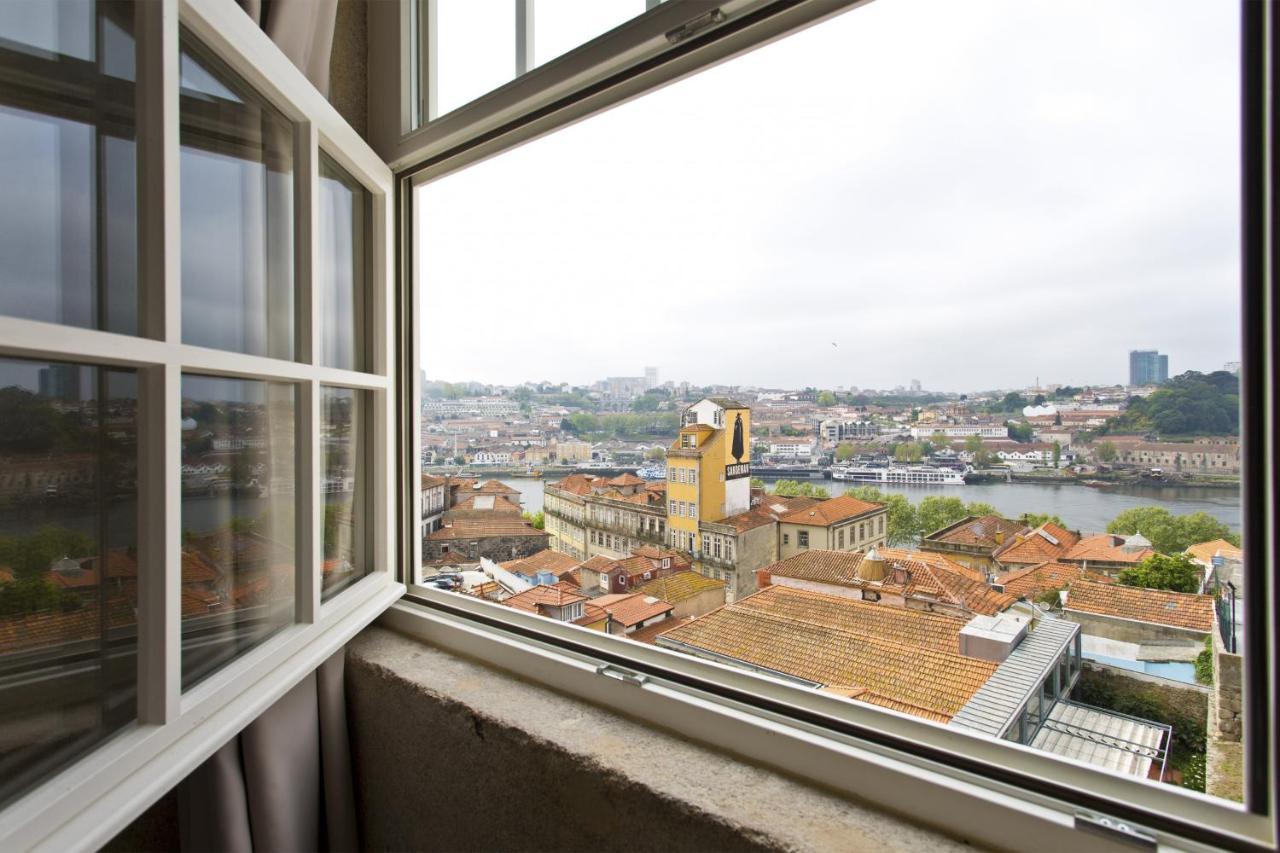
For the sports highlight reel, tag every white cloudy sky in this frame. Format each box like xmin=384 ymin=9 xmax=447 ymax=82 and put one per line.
xmin=418 ymin=0 xmax=1240 ymax=393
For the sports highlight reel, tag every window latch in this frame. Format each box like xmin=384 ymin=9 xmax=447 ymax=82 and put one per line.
xmin=1074 ymin=813 xmax=1157 ymax=850
xmin=666 ymin=9 xmax=726 ymax=45
xmin=597 ymin=664 xmax=649 ymax=686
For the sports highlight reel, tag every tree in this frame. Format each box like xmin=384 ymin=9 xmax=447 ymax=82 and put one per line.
xmin=816 ymin=390 xmax=837 ymax=407
xmin=1033 ymin=394 xmax=1046 ymax=407
xmin=834 ymin=443 xmax=856 ymax=462
xmin=964 ymin=434 xmax=984 ymax=456
xmin=1051 ymin=441 xmax=1061 ymax=468
xmin=750 ymin=477 xmax=765 ymax=490
xmin=0 ymin=575 xmax=82 ymax=617
xmin=965 ymin=501 xmax=1001 ymax=517
xmin=845 ymin=486 xmax=918 ymax=545
xmin=1103 ymin=371 xmax=1239 ymax=436
xmin=1053 ymin=411 xmax=1063 ymax=426
xmin=1021 ymin=512 xmax=1065 ymax=528
xmin=1106 ymin=507 xmax=1236 ymax=554
xmin=774 ymin=480 xmax=829 ymax=499
xmin=1107 ymin=506 xmax=1177 ymax=552
xmin=0 ymin=526 xmax=96 ymax=579
xmin=1118 ymin=553 xmax=1202 ymax=593
xmin=1006 ymin=421 xmax=1034 ymax=443
xmin=917 ymin=496 xmax=969 ymax=537
xmin=1096 ymin=441 xmax=1118 ymax=463
xmin=894 ymin=443 xmax=923 ymax=463
xmin=522 ymin=510 xmax=545 ymax=530
xmin=645 ymin=446 xmax=666 ymax=461
xmin=1000 ymin=392 xmax=1028 ymax=412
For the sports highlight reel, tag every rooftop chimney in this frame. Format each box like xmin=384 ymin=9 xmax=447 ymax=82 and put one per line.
xmin=755 ymin=569 xmax=772 ymax=588
xmin=857 ymin=547 xmax=888 ymax=582
xmin=995 ymin=529 xmax=1005 ymax=545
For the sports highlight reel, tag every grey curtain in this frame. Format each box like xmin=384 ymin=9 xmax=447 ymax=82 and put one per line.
xmin=177 ymin=650 xmax=359 ymax=852
xmin=238 ymin=0 xmax=340 ymax=97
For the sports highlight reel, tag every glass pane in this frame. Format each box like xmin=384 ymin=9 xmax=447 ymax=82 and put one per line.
xmin=180 ymin=375 xmax=295 ymax=690
xmin=318 ymin=154 xmax=371 ymax=372
xmin=0 ymin=356 xmax=137 ymax=809
xmin=533 ymin=0 xmax=650 ymax=68
xmin=435 ymin=0 xmax=516 ymax=118
xmin=179 ymin=32 xmax=295 ymax=360
xmin=321 ymin=387 xmax=372 ymax=599
xmin=0 ymin=1 xmax=137 ymax=334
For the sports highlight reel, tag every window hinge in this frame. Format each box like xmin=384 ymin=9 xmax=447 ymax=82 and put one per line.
xmin=1074 ymin=812 xmax=1157 ymax=850
xmin=597 ymin=664 xmax=649 ymax=686
xmin=666 ymin=8 xmax=726 ymax=44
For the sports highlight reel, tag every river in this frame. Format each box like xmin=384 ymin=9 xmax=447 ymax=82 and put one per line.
xmin=496 ymin=477 xmax=1241 ymax=534
xmin=1 ymin=479 xmax=1240 ymax=540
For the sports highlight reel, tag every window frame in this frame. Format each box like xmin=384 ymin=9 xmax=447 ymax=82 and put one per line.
xmin=0 ymin=0 xmax=403 ymax=848
xmin=395 ymin=1 xmax=1276 ymax=851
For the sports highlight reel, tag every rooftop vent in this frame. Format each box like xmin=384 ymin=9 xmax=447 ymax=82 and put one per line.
xmin=857 ymin=547 xmax=888 ymax=582
xmin=958 ymin=613 xmax=1030 ymax=663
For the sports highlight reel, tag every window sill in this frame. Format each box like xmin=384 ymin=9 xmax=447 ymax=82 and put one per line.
xmin=376 ymin=598 xmax=1245 ymax=852
xmin=347 ymin=623 xmax=971 ymax=851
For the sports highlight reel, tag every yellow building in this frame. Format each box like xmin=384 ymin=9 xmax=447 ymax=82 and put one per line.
xmin=666 ymin=398 xmax=752 ymax=553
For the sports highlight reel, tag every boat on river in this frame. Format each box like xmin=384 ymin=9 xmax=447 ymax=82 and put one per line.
xmin=830 ymin=464 xmax=966 ymax=486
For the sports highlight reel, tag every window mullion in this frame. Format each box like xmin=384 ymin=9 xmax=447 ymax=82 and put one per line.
xmin=135 ymin=0 xmax=181 ymax=725
xmin=297 ymin=122 xmax=321 ymax=622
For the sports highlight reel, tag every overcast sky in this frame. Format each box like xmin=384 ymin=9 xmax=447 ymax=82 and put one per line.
xmin=418 ymin=0 xmax=1240 ymax=393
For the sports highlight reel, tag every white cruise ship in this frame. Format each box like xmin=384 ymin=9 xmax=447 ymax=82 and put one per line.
xmin=830 ymin=464 xmax=966 ymax=486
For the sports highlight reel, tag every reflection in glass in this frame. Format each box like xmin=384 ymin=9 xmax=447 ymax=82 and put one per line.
xmin=180 ymin=375 xmax=294 ymax=690
xmin=321 ymin=387 xmax=371 ymax=599
xmin=0 ymin=1 xmax=137 ymax=334
xmin=0 ymin=356 xmax=137 ymax=809
xmin=318 ymin=154 xmax=371 ymax=372
xmin=179 ymin=32 xmax=295 ymax=360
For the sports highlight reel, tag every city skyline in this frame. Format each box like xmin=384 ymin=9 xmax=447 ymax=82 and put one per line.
xmin=418 ymin=0 xmax=1240 ymax=393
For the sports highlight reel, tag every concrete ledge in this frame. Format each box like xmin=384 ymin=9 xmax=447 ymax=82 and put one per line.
xmin=346 ymin=627 xmax=973 ymax=852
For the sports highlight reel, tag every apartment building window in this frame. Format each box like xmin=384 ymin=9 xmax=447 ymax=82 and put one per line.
xmin=701 ymin=533 xmax=710 ymax=553
xmin=797 ymin=531 xmax=809 ymax=549
xmin=0 ymin=1 xmax=396 ymax=841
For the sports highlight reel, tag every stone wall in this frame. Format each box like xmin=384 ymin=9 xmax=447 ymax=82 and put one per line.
xmin=1062 ymin=609 xmax=1207 ymax=650
xmin=1209 ymin=625 xmax=1242 ymax=742
xmin=346 ymin=627 xmax=970 ymax=852
xmin=425 ymin=533 xmax=549 ymax=564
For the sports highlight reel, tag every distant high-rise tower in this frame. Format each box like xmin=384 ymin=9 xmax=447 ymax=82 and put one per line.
xmin=644 ymin=366 xmax=659 ymax=390
xmin=38 ymin=364 xmax=81 ymax=402
xmin=1129 ymin=350 xmax=1169 ymax=386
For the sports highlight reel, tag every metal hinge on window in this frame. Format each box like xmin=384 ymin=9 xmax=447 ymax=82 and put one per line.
xmin=666 ymin=9 xmax=726 ymax=44
xmin=1074 ymin=813 xmax=1157 ymax=849
xmin=597 ymin=664 xmax=649 ymax=686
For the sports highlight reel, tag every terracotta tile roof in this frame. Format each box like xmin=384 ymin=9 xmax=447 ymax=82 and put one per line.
xmin=500 ymin=549 xmax=581 ymax=578
xmin=592 ymin=592 xmax=674 ymax=628
xmin=624 ymin=615 xmax=692 ymax=644
xmin=877 ymin=547 xmax=987 ymax=584
xmin=578 ymin=555 xmax=617 ymax=573
xmin=574 ymin=602 xmax=608 ymax=626
xmin=427 ymin=519 xmax=547 ymax=540
xmin=607 ymin=473 xmax=646 ymax=487
xmin=995 ymin=561 xmax=1114 ymax=600
xmin=993 ymin=522 xmax=1081 ymax=566
xmin=0 ymin=598 xmax=137 ymax=652
xmin=779 ymin=495 xmax=883 ymax=526
xmin=660 ymin=586 xmax=997 ymax=720
xmin=503 ymin=582 xmax=588 ymax=615
xmin=766 ymin=549 xmax=1017 ymax=617
xmin=1065 ymin=578 xmax=1214 ymax=632
xmin=451 ymin=494 xmax=523 ymax=513
xmin=421 ymin=474 xmax=448 ymax=489
xmin=1062 ymin=534 xmax=1154 ymax=565
xmin=925 ymin=515 xmax=1028 ymax=549
xmin=635 ymin=570 xmax=725 ymax=604
xmin=477 ymin=479 xmax=521 ymax=495
xmin=426 ymin=550 xmax=472 ymax=567
xmin=546 ymin=473 xmax=602 ymax=496
xmin=718 ymin=496 xmax=818 ymax=532
xmin=1185 ymin=539 xmax=1242 ymax=564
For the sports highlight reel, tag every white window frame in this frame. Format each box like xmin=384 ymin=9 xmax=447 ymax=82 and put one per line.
xmin=396 ymin=1 xmax=1275 ymax=850
xmin=0 ymin=1 xmax=403 ymax=848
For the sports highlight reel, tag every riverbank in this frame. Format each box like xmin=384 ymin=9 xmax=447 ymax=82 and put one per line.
xmin=1008 ymin=470 xmax=1241 ymax=491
